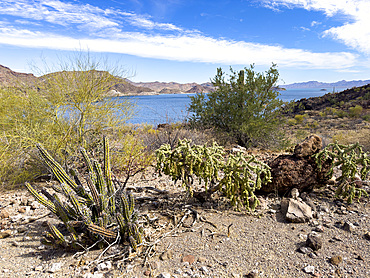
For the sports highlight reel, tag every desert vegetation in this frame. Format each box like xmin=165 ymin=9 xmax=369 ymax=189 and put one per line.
xmin=0 ymin=56 xmax=369 ymax=277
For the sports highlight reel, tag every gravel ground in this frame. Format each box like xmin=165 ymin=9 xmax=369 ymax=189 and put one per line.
xmin=0 ymin=170 xmax=369 ymax=278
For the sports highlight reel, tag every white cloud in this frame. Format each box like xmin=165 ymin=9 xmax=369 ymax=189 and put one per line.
xmin=0 ymin=26 xmax=357 ymax=70
xmin=261 ymin=0 xmax=370 ymax=54
xmin=0 ymin=0 xmax=363 ymax=73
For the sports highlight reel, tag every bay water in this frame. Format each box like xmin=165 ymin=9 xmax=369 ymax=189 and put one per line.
xmin=118 ymin=87 xmax=347 ymax=125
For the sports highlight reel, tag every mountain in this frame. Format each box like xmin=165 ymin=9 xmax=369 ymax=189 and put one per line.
xmin=280 ymin=80 xmax=370 ymax=89
xmin=0 ymin=65 xmax=153 ymax=96
xmin=132 ymin=81 xmax=214 ymax=94
xmin=0 ymin=65 xmax=37 ymax=87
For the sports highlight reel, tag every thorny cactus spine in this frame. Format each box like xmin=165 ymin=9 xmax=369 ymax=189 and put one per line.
xmin=313 ymin=142 xmax=369 ymax=204
xmin=25 ymin=137 xmax=143 ymax=250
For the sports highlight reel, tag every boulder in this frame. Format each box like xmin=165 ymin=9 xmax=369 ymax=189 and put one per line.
xmin=260 ymin=134 xmax=331 ymax=194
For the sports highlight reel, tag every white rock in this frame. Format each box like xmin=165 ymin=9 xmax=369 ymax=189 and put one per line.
xmin=303 ymin=265 xmax=315 ymax=274
xmin=48 ymin=262 xmax=63 ymax=273
xmin=200 ymin=266 xmax=209 ymax=274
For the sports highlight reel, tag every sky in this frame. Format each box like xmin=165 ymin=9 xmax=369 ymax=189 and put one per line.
xmin=0 ymin=0 xmax=370 ymax=85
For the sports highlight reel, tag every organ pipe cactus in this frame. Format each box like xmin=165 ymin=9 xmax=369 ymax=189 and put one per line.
xmin=25 ymin=137 xmax=143 ymax=250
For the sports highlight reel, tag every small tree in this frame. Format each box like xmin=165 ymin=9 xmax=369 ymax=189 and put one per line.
xmin=188 ymin=64 xmax=284 ymax=147
xmin=0 ymin=53 xmax=136 ymax=184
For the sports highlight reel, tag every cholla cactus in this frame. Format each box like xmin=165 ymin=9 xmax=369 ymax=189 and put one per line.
xmin=313 ymin=142 xmax=369 ymax=203
xmin=25 ymin=137 xmax=143 ymax=250
xmin=156 ymin=139 xmax=271 ymax=210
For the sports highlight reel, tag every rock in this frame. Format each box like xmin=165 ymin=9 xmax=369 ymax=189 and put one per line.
xmin=143 ymin=270 xmax=151 ymax=276
xmin=34 ymin=265 xmax=43 ymax=271
xmin=303 ymin=265 xmax=315 ymax=274
xmin=48 ymin=262 xmax=62 ymax=273
xmin=0 ymin=230 xmax=12 ymax=239
xmin=244 ymin=270 xmax=259 ymax=277
xmin=298 ymin=246 xmax=313 ymax=254
xmin=197 ymin=256 xmax=207 ymax=263
xmin=200 ymin=266 xmax=209 ymax=274
xmin=182 ymin=254 xmax=196 ymax=265
xmin=260 ymin=135 xmax=331 ymax=194
xmin=306 ymin=232 xmax=322 ymax=251
xmin=290 ymin=188 xmax=299 ymax=199
xmin=95 ymin=261 xmax=112 ymax=271
xmin=30 ymin=201 xmax=40 ymax=210
xmin=343 ymin=221 xmax=355 ymax=232
xmin=364 ymin=231 xmax=370 ymax=240
xmin=150 ymin=261 xmax=161 ymax=270
xmin=159 ymin=250 xmax=173 ymax=260
xmin=330 ymin=255 xmax=342 ymax=266
xmin=281 ymin=199 xmax=312 ymax=223
xmin=0 ymin=210 xmax=10 ymax=219
xmin=294 ymin=134 xmax=322 ymax=158
xmin=18 ymin=207 xmax=26 ymax=213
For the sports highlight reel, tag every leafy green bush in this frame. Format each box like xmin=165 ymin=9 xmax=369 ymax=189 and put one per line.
xmin=348 ymin=105 xmax=363 ymax=118
xmin=313 ymin=142 xmax=369 ymax=204
xmin=0 ymin=54 xmax=135 ymax=184
xmin=155 ymin=139 xmax=271 ymax=210
xmin=25 ymin=137 xmax=143 ymax=250
xmin=188 ymin=64 xmax=284 ymax=148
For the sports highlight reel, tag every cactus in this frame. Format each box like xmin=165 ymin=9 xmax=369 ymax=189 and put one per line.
xmin=25 ymin=137 xmax=143 ymax=250
xmin=313 ymin=142 xmax=369 ymax=204
xmin=156 ymin=139 xmax=271 ymax=210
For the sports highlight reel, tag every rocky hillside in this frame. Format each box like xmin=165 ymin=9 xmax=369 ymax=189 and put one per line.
xmin=281 ymin=79 xmax=370 ymax=89
xmin=0 ymin=65 xmax=154 ymax=96
xmin=284 ymin=84 xmax=370 ymax=115
xmin=132 ymin=81 xmax=214 ymax=94
xmin=0 ymin=65 xmax=37 ymax=87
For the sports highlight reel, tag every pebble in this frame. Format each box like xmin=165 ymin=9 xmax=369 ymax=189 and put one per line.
xmin=298 ymin=246 xmax=313 ymax=254
xmin=0 ymin=210 xmax=10 ymax=219
xmin=160 ymin=250 xmax=173 ymax=261
xmin=306 ymin=232 xmax=322 ymax=251
xmin=34 ymin=265 xmax=43 ymax=271
xmin=143 ymin=270 xmax=151 ymax=276
xmin=303 ymin=265 xmax=315 ymax=274
xmin=330 ymin=255 xmax=343 ymax=266
xmin=0 ymin=230 xmax=12 ymax=239
xmin=48 ymin=262 xmax=62 ymax=273
xmin=182 ymin=254 xmax=196 ymax=265
xmin=200 ymin=266 xmax=209 ymax=274
xmin=343 ymin=221 xmax=355 ymax=232
xmin=95 ymin=261 xmax=112 ymax=271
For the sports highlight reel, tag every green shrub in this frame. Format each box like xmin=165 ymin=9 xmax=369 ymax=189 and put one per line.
xmin=287 ymin=118 xmax=297 ymax=125
xmin=294 ymin=114 xmax=307 ymax=124
xmin=348 ymin=105 xmax=363 ymax=118
xmin=188 ymin=64 xmax=284 ymax=148
xmin=0 ymin=54 xmax=135 ymax=184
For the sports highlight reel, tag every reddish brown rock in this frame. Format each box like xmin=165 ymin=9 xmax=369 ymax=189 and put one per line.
xmin=182 ymin=254 xmax=196 ymax=265
xmin=260 ymin=135 xmax=331 ymax=194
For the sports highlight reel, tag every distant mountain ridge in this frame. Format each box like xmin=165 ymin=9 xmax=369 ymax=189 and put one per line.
xmin=1 ymin=64 xmax=369 ymax=95
xmin=280 ymin=80 xmax=370 ymax=89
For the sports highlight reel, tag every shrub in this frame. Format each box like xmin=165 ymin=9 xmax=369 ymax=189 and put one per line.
xmin=294 ymin=114 xmax=307 ymax=124
xmin=188 ymin=64 xmax=284 ymax=148
xmin=0 ymin=53 xmax=135 ymax=184
xmin=348 ymin=105 xmax=363 ymax=118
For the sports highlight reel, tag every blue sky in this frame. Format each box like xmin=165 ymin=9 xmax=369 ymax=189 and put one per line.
xmin=0 ymin=0 xmax=369 ymax=84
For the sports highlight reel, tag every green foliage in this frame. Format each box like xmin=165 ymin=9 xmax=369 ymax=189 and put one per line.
xmin=188 ymin=64 xmax=284 ymax=147
xmin=294 ymin=114 xmax=307 ymax=124
xmin=0 ymin=54 xmax=135 ymax=184
xmin=348 ymin=105 xmax=363 ymax=118
xmin=25 ymin=138 xmax=143 ymax=250
xmin=155 ymin=139 xmax=271 ymax=210
xmin=313 ymin=142 xmax=369 ymax=204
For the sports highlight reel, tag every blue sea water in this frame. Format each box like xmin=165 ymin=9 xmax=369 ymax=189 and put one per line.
xmin=119 ymin=87 xmax=347 ymax=125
